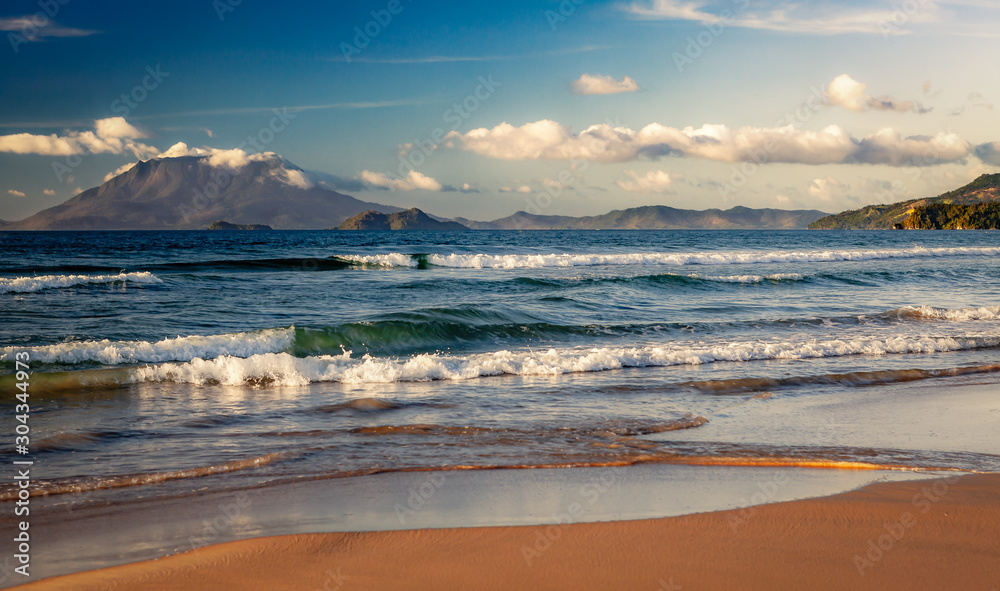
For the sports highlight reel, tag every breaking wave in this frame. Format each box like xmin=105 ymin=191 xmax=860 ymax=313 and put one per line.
xmin=1 ymin=327 xmax=294 ymax=365
xmin=127 ymin=333 xmax=1000 ymax=387
xmin=334 ymin=246 xmax=1000 ymax=269
xmin=0 ymin=272 xmax=162 ymax=293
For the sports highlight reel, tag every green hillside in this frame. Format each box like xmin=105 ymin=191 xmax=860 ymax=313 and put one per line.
xmin=809 ymin=174 xmax=1000 ymax=229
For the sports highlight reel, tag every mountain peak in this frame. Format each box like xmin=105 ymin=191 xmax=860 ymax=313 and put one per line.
xmin=6 ymin=154 xmax=400 ymax=230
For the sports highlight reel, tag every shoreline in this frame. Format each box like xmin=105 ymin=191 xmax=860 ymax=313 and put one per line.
xmin=12 ymin=472 xmax=1000 ymax=590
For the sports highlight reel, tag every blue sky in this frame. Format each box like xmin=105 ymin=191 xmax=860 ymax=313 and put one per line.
xmin=1 ymin=0 xmax=999 ymax=221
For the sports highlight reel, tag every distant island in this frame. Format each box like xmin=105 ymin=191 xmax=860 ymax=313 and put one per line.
xmin=809 ymin=173 xmax=1000 ymax=229
xmin=456 ymin=205 xmax=827 ymax=230
xmin=336 ymin=208 xmax=468 ymax=230
xmin=207 ymin=221 xmax=273 ymax=230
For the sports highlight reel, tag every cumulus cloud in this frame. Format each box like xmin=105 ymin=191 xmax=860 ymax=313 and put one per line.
xmin=807 ymin=177 xmax=847 ymax=201
xmin=43 ymin=189 xmax=55 ymax=196
xmin=359 ymin=170 xmax=444 ymax=191
xmin=975 ymin=142 xmax=1000 ymax=166
xmin=622 ymin=0 xmax=938 ymax=35
xmin=0 ymin=117 xmax=157 ymax=158
xmin=7 ymin=189 xmax=25 ymax=197
xmin=447 ymin=119 xmax=978 ymax=167
xmin=824 ymin=75 xmax=930 ymax=114
xmin=571 ymin=74 xmax=641 ymax=95
xmin=616 ymin=170 xmax=679 ymax=193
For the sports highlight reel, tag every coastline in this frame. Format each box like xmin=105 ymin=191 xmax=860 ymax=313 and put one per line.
xmin=11 ymin=472 xmax=999 ymax=590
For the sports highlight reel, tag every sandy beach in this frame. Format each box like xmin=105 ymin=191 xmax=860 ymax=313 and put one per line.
xmin=14 ymin=472 xmax=999 ymax=591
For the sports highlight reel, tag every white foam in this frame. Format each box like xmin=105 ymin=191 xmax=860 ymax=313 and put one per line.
xmin=423 ymin=247 xmax=1000 ymax=268
xmin=337 ymin=254 xmax=419 ymax=267
xmin=331 ymin=246 xmax=1000 ymax=269
xmin=1 ymin=328 xmax=295 ymax=365
xmin=0 ymin=272 xmax=162 ymax=294
xmin=693 ymin=273 xmax=804 ymax=284
xmin=896 ymin=305 xmax=1000 ymax=321
xmin=128 ymin=333 xmax=1000 ymax=387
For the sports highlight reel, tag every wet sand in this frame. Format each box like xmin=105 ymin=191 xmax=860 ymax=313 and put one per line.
xmin=14 ymin=473 xmax=1000 ymax=591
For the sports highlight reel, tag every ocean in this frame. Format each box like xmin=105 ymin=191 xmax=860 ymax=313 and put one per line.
xmin=2 ymin=229 xmax=1000 ymax=522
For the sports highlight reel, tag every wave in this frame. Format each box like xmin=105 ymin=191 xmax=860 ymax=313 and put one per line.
xmin=691 ymin=273 xmax=805 ymax=284
xmin=332 ymin=246 xmax=1000 ymax=270
xmin=678 ymin=362 xmax=1000 ymax=395
xmin=890 ymin=305 xmax=1000 ymax=322
xmin=0 ymin=327 xmax=294 ymax=365
xmin=10 ymin=303 xmax=1000 ymax=369
xmin=0 ymin=272 xmax=162 ymax=293
xmin=0 ymin=452 xmax=289 ymax=500
xmin=124 ymin=333 xmax=1000 ymax=387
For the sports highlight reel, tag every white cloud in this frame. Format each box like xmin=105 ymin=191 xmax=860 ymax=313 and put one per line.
xmin=824 ymin=74 xmax=929 ymax=114
xmin=499 ymin=185 xmax=533 ymax=193
xmin=104 ymin=162 xmax=138 ymax=182
xmin=807 ymin=176 xmax=846 ymax=201
xmin=616 ymin=170 xmax=679 ymax=193
xmin=43 ymin=189 xmax=55 ymax=196
xmin=0 ymin=16 xmax=99 ymax=40
xmin=7 ymin=189 xmax=25 ymax=197
xmin=359 ymin=170 xmax=444 ymax=191
xmin=73 ymin=187 xmax=83 ymax=194
xmin=622 ymin=0 xmax=939 ymax=35
xmin=571 ymin=74 xmax=641 ymax=95
xmin=0 ymin=117 xmax=156 ymax=158
xmin=447 ymin=119 xmax=976 ymax=167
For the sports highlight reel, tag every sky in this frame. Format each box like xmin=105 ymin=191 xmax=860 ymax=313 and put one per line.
xmin=1 ymin=0 xmax=999 ymax=221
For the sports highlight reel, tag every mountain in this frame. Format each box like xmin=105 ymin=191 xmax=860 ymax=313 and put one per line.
xmin=809 ymin=174 xmax=1000 ymax=230
xmin=4 ymin=155 xmax=401 ymax=230
xmin=462 ymin=205 xmax=827 ymax=230
xmin=336 ymin=208 xmax=468 ymax=230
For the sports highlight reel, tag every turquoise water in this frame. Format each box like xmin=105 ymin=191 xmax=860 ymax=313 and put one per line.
xmin=2 ymin=229 xmax=1000 ymax=509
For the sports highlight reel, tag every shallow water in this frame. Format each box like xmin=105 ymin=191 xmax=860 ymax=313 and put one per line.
xmin=2 ymin=229 xmax=1000 ymax=509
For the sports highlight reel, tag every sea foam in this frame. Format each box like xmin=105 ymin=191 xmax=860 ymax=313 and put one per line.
xmin=334 ymin=246 xmax=1000 ymax=270
xmin=129 ymin=333 xmax=1000 ymax=387
xmin=1 ymin=327 xmax=295 ymax=365
xmin=0 ymin=272 xmax=162 ymax=293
